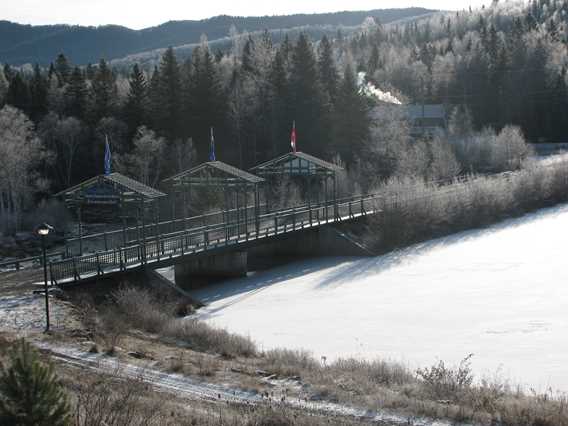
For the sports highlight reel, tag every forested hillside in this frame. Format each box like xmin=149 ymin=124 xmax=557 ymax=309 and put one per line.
xmin=0 ymin=1 xmax=566 ymax=232
xmin=352 ymin=0 xmax=568 ymax=141
xmin=0 ymin=8 xmax=434 ymax=65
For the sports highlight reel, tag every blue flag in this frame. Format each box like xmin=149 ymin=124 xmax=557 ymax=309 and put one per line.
xmin=104 ymin=136 xmax=112 ymax=175
xmin=209 ymin=127 xmax=216 ymax=161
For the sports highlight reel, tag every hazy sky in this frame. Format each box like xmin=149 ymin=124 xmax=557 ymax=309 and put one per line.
xmin=5 ymin=0 xmax=490 ymax=29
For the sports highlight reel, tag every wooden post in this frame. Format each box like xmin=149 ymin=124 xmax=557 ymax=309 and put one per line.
xmin=324 ymin=178 xmax=329 ymax=222
xmin=171 ymin=191 xmax=177 ymax=233
xmin=308 ymin=177 xmax=312 ymax=226
xmin=255 ymin=185 xmax=260 ymax=236
xmin=244 ymin=186 xmax=248 ymax=239
xmin=140 ymin=198 xmax=146 ymax=263
xmin=103 ymin=230 xmax=108 ymax=251
xmin=333 ymin=174 xmax=339 ymax=220
xmin=121 ymin=216 xmax=127 ymax=247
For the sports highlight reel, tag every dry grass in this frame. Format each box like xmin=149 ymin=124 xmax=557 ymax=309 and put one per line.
xmin=107 ymin=286 xmax=256 ymax=358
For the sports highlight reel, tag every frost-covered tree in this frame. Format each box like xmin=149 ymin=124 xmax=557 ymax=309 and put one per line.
xmin=126 ymin=126 xmax=165 ymax=186
xmin=0 ymin=106 xmax=48 ymax=231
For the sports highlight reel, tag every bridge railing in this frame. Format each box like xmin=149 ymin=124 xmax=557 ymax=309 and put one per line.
xmin=48 ymin=193 xmax=382 ymax=284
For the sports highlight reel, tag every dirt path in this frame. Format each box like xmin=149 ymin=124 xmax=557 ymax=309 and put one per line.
xmin=35 ymin=341 xmax=456 ymax=426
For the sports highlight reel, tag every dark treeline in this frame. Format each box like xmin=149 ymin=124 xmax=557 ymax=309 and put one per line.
xmin=356 ymin=0 xmax=568 ymax=142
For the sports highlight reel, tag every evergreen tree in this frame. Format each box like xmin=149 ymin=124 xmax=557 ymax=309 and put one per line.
xmin=148 ymin=66 xmax=161 ymax=129
xmin=332 ymin=64 xmax=370 ymax=164
xmin=0 ymin=340 xmax=70 ymax=426
xmin=90 ymin=59 xmax=117 ymax=124
xmin=6 ymin=73 xmax=31 ymax=115
xmin=288 ymin=33 xmax=328 ymax=156
xmin=54 ymin=54 xmax=70 ymax=86
xmin=269 ymin=49 xmax=290 ymax=157
xmin=368 ymin=44 xmax=380 ymax=76
xmin=124 ymin=64 xmax=149 ymax=136
xmin=154 ymin=47 xmax=182 ymax=142
xmin=187 ymin=45 xmax=226 ymax=162
xmin=64 ymin=67 xmax=88 ymax=119
xmin=318 ymin=35 xmax=339 ymax=106
xmin=29 ymin=64 xmax=48 ymax=122
xmin=3 ymin=64 xmax=14 ymax=83
xmin=242 ymin=37 xmax=256 ymax=75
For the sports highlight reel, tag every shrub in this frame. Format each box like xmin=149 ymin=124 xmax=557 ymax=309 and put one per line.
xmin=0 ymin=339 xmax=71 ymax=426
xmin=416 ymin=354 xmax=474 ymax=401
xmin=109 ymin=286 xmax=256 ymax=357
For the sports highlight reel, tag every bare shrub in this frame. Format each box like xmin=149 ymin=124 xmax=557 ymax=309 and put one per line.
xmin=73 ymin=371 xmax=167 ymax=426
xmin=416 ymin=354 xmax=474 ymax=401
xmin=99 ymin=308 xmax=128 ymax=355
xmin=369 ymin=160 xmax=568 ymax=251
xmin=165 ymin=319 xmax=256 ymax=358
xmin=332 ymin=358 xmax=414 ymax=387
xmin=262 ymin=349 xmax=318 ymax=377
xmin=110 ymin=286 xmax=170 ymax=333
xmin=108 ymin=286 xmax=255 ymax=357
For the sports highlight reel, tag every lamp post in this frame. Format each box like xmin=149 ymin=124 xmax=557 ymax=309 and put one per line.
xmin=36 ymin=223 xmax=54 ymax=332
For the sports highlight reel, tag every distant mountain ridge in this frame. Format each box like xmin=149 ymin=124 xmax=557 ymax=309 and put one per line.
xmin=0 ymin=8 xmax=435 ymax=65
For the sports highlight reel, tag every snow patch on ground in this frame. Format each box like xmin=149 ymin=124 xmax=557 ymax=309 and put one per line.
xmin=192 ymin=204 xmax=568 ymax=392
xmin=0 ymin=292 xmax=70 ymax=332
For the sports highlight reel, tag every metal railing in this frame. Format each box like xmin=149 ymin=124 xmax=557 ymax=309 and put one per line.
xmin=49 ymin=193 xmax=381 ymax=284
xmin=0 ymin=251 xmax=66 ymax=272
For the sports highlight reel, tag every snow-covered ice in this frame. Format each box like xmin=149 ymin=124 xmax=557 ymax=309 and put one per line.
xmin=191 ymin=204 xmax=568 ymax=392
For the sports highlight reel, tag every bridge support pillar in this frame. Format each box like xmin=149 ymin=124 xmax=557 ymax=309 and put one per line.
xmin=174 ymin=251 xmax=248 ymax=289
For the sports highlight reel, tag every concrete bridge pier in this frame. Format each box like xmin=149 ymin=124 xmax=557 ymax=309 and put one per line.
xmin=174 ymin=251 xmax=248 ymax=290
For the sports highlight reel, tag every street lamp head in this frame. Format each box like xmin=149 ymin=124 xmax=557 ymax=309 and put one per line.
xmin=36 ymin=223 xmax=54 ymax=236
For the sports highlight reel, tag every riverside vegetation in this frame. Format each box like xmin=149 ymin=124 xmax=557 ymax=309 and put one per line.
xmin=44 ymin=285 xmax=564 ymax=426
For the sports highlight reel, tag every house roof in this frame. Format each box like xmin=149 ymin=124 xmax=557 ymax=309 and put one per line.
xmin=164 ymin=161 xmax=265 ymax=186
xmin=55 ymin=173 xmax=166 ymax=203
xmin=251 ymin=151 xmax=343 ymax=176
xmin=406 ymin=104 xmax=446 ymax=120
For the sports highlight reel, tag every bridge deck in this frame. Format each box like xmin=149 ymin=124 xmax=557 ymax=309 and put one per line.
xmin=49 ymin=194 xmax=380 ymax=285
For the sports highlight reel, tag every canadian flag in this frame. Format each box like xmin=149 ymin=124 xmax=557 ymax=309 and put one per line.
xmin=290 ymin=121 xmax=297 ymax=153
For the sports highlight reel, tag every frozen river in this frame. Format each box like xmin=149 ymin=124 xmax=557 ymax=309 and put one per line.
xmin=188 ymin=204 xmax=568 ymax=392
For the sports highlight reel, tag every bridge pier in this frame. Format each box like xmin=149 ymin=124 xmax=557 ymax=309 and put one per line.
xmin=174 ymin=251 xmax=248 ymax=290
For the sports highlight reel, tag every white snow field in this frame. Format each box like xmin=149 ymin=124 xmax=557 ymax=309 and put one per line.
xmin=190 ymin=204 xmax=568 ymax=392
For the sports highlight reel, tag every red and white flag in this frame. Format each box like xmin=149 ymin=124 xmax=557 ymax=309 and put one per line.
xmin=290 ymin=121 xmax=297 ymax=153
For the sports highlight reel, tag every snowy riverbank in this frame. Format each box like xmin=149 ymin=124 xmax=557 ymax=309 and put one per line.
xmin=188 ymin=203 xmax=568 ymax=393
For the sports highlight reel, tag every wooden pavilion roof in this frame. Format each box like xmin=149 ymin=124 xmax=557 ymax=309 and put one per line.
xmin=250 ymin=151 xmax=343 ymax=177
xmin=55 ymin=173 xmax=166 ymax=204
xmin=163 ymin=161 xmax=265 ymax=187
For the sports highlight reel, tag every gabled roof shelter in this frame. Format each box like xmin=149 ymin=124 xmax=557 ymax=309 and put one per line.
xmin=250 ymin=151 xmax=343 ymax=217
xmin=250 ymin=152 xmax=343 ymax=177
xmin=56 ymin=172 xmax=166 ymax=205
xmin=55 ymin=173 xmax=166 ymax=256
xmin=163 ymin=161 xmax=265 ymax=238
xmin=164 ymin=161 xmax=264 ymax=187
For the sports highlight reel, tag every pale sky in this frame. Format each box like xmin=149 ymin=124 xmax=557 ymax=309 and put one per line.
xmin=5 ymin=0 xmax=489 ymax=30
